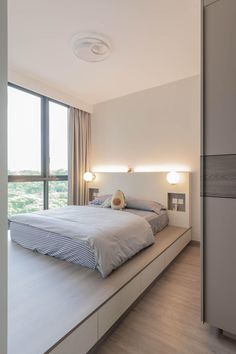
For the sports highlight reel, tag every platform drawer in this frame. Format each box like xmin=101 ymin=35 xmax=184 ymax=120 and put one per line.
xmin=49 ymin=313 xmax=97 ymax=354
xmin=98 ymin=275 xmax=141 ymax=339
xmin=140 ymin=253 xmax=165 ymax=292
xmin=180 ymin=229 xmax=191 ymax=248
xmin=164 ymin=230 xmax=191 ymax=267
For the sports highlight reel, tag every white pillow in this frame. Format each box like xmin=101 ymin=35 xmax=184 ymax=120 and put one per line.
xmin=89 ymin=194 xmax=112 ymax=206
xmin=101 ymin=197 xmax=112 ymax=208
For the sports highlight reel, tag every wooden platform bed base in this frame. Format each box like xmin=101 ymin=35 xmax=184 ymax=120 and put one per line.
xmin=8 ymin=226 xmax=191 ymax=354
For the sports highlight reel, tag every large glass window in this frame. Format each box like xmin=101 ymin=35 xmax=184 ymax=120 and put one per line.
xmin=8 ymin=85 xmax=69 ymax=215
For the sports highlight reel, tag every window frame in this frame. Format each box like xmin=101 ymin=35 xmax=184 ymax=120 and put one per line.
xmin=8 ymin=83 xmax=69 ymax=210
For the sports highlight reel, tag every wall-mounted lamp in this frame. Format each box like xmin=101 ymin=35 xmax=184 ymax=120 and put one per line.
xmin=83 ymin=171 xmax=96 ymax=182
xmin=127 ymin=166 xmax=133 ymax=173
xmin=166 ymin=171 xmax=180 ymax=185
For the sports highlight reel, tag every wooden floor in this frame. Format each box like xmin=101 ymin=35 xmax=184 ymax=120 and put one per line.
xmin=95 ymin=245 xmax=236 ymax=354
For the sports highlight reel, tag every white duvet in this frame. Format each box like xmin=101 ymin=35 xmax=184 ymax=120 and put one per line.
xmin=10 ymin=206 xmax=154 ymax=277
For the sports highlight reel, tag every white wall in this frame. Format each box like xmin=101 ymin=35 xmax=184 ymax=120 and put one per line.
xmin=8 ymin=69 xmax=93 ymax=113
xmin=91 ymin=76 xmax=200 ymax=240
xmin=0 ymin=0 xmax=8 ymax=352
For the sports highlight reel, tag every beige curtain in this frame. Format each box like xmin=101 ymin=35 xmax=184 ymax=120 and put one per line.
xmin=68 ymin=107 xmax=91 ymax=205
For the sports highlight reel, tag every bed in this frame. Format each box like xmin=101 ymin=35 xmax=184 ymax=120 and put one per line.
xmin=8 ymin=172 xmax=191 ymax=354
xmin=9 ymin=203 xmax=168 ymax=278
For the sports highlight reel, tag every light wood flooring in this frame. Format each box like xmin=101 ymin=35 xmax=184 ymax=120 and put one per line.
xmin=95 ymin=245 xmax=236 ymax=354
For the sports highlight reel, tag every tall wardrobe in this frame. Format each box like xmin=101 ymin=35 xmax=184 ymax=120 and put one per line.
xmin=202 ymin=0 xmax=236 ymax=336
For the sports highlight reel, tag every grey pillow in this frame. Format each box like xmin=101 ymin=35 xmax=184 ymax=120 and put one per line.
xmin=126 ymin=197 xmax=165 ymax=215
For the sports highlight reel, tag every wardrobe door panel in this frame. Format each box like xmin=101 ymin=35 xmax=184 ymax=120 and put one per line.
xmin=204 ymin=0 xmax=236 ymax=155
xmin=205 ymin=198 xmax=236 ymax=334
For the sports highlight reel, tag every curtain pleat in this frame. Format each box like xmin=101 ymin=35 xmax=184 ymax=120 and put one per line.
xmin=68 ymin=107 xmax=91 ymax=205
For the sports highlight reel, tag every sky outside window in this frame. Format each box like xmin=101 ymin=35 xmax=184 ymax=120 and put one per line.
xmin=8 ymin=86 xmax=41 ymax=175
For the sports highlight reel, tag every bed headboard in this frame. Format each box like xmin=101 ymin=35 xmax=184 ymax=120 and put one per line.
xmin=90 ymin=172 xmax=191 ymax=228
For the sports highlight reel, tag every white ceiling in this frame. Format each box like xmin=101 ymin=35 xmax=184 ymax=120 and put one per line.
xmin=8 ymin=0 xmax=200 ymax=105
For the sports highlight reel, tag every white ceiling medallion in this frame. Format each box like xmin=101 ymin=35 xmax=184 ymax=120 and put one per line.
xmin=71 ymin=32 xmax=112 ymax=62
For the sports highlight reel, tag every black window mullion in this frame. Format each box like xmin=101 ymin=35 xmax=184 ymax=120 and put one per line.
xmin=41 ymin=97 xmax=49 ymax=209
xmin=44 ymin=180 xmax=49 ymax=210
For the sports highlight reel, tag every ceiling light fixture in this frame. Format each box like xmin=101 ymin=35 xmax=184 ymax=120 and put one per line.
xmin=71 ymin=32 xmax=112 ymax=62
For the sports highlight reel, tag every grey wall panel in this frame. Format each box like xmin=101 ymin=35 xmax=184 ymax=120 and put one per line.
xmin=204 ymin=0 xmax=236 ymax=155
xmin=204 ymin=0 xmax=220 ymax=6
xmin=205 ymin=197 xmax=236 ymax=334
xmin=203 ymin=155 xmax=236 ymax=198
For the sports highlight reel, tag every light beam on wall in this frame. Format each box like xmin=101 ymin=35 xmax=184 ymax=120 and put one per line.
xmin=134 ymin=164 xmax=190 ymax=172
xmin=92 ymin=165 xmax=129 ymax=173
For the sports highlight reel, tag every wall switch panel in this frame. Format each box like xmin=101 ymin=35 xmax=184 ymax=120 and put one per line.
xmin=168 ymin=193 xmax=186 ymax=212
